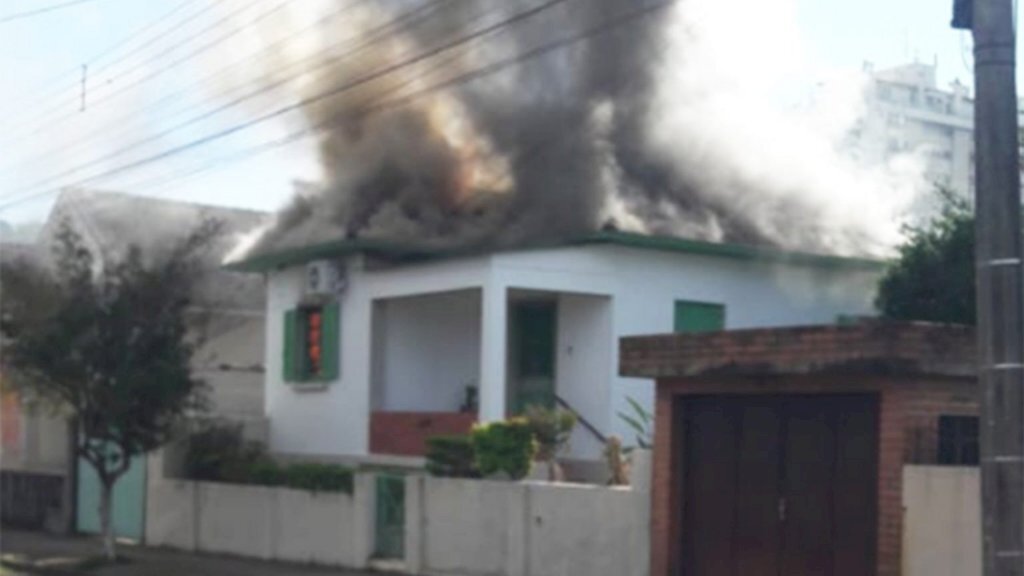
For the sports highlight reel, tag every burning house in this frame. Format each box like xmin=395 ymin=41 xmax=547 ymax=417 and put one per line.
xmin=225 ymin=0 xmax=911 ymax=468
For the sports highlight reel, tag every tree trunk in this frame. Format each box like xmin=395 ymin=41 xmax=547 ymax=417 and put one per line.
xmin=98 ymin=479 xmax=116 ymax=561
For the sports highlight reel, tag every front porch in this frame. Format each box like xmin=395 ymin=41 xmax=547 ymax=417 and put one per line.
xmin=367 ymin=287 xmax=611 ymax=459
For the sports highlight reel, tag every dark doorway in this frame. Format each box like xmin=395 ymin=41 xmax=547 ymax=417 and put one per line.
xmin=508 ymin=300 xmax=556 ymax=414
xmin=681 ymin=394 xmax=878 ymax=576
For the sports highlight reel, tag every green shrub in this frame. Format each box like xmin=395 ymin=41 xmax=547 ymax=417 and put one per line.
xmin=281 ymin=462 xmax=354 ymax=493
xmin=184 ymin=422 xmax=352 ymax=493
xmin=425 ymin=435 xmax=480 ymax=478
xmin=248 ymin=458 xmax=285 ymax=486
xmin=185 ymin=422 xmax=265 ymax=482
xmin=471 ymin=418 xmax=536 ymax=480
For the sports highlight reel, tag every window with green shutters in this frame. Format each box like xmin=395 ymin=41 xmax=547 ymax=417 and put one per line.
xmin=283 ymin=302 xmax=340 ymax=383
xmin=674 ymin=300 xmax=725 ymax=333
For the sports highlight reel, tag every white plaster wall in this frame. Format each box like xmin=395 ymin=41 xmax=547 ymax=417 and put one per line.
xmin=528 ymin=483 xmax=649 ymax=576
xmin=903 ymin=465 xmax=981 ymax=576
xmin=376 ymin=290 xmax=481 ymax=412
xmin=265 ymin=256 xmax=489 ymax=457
xmin=419 ymin=477 xmax=519 ymax=575
xmin=407 ymin=476 xmax=649 ymax=576
xmin=265 ymin=264 xmax=366 ymax=456
xmin=145 ymin=460 xmax=373 ymax=568
xmin=556 ymin=294 xmax=612 ymax=459
xmin=197 ymin=483 xmax=275 ymax=559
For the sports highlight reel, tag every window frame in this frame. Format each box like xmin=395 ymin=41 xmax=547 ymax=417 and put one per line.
xmin=283 ymin=301 xmax=340 ymax=385
xmin=673 ymin=300 xmax=726 ymax=334
xmin=937 ymin=414 xmax=979 ymax=466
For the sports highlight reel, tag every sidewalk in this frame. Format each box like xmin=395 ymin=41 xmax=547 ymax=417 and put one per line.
xmin=0 ymin=529 xmax=377 ymax=576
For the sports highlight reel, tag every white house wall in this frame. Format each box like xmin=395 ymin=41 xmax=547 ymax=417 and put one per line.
xmin=555 ymin=293 xmax=613 ymax=459
xmin=265 ymin=256 xmax=490 ymax=457
xmin=375 ymin=290 xmax=482 ymax=412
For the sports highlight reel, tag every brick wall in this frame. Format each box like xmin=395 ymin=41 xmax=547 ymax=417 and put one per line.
xmin=621 ymin=322 xmax=975 ymax=380
xmin=369 ymin=412 xmax=476 ymax=457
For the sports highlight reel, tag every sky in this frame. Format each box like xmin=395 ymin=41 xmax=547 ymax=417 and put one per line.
xmin=0 ymin=0 xmax=1005 ymax=227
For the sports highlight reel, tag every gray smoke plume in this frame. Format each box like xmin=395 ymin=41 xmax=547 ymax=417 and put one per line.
xmin=233 ymin=0 xmax=922 ymax=260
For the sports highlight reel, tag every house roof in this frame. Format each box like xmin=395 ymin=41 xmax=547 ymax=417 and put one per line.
xmin=225 ymin=229 xmax=885 ymax=273
xmin=42 ymin=189 xmax=270 ymax=310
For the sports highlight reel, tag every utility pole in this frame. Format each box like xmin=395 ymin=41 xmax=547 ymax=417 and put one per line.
xmin=955 ymin=0 xmax=1024 ymax=573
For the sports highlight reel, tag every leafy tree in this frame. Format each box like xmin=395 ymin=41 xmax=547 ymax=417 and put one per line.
xmin=0 ymin=220 xmax=219 ymax=559
xmin=875 ymin=189 xmax=975 ymax=325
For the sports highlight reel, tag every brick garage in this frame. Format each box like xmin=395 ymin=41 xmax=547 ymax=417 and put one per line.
xmin=621 ymin=322 xmax=976 ymax=576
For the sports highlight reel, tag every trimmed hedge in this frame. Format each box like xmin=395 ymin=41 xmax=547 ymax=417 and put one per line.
xmin=470 ymin=418 xmax=536 ymax=480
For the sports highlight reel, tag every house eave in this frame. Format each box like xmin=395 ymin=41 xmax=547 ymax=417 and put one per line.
xmin=224 ymin=230 xmax=887 ymax=273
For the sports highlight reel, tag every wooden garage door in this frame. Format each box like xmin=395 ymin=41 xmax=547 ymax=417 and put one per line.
xmin=682 ymin=394 xmax=878 ymax=576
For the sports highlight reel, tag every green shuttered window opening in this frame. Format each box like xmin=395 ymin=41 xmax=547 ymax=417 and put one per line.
xmin=674 ymin=300 xmax=726 ymax=333
xmin=283 ymin=302 xmax=340 ymax=383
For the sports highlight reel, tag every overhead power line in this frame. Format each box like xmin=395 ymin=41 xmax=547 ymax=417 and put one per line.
xmin=0 ymin=0 xmax=670 ymax=212
xmin=3 ymin=0 xmax=276 ymax=141
xmin=4 ymin=0 xmax=205 ymax=109
xmin=0 ymin=0 xmax=104 ymax=25
xmin=1 ymin=0 xmax=564 ymax=198
xmin=0 ymin=0 xmax=439 ymax=177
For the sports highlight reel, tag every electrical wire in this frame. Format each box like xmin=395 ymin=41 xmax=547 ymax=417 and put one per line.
xmin=0 ymin=0 xmax=568 ymax=202
xmin=2 ymin=0 xmax=278 ymax=142
xmin=0 ymin=0 xmax=105 ymax=25
xmin=3 ymin=0 xmax=222 ymax=127
xmin=9 ymin=0 xmax=671 ymax=211
xmin=0 ymin=0 xmax=381 ymax=177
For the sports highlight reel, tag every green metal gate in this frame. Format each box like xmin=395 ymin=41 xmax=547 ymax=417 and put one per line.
xmin=76 ymin=449 xmax=146 ymax=541
xmin=374 ymin=474 xmax=405 ymax=559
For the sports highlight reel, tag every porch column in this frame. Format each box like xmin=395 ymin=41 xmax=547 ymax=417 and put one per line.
xmin=478 ymin=283 xmax=507 ymax=422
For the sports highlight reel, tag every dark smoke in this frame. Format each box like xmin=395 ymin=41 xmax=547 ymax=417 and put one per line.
xmin=244 ymin=0 xmax=888 ymax=259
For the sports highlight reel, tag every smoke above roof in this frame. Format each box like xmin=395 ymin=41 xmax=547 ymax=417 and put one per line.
xmin=224 ymin=0 xmax=924 ymax=262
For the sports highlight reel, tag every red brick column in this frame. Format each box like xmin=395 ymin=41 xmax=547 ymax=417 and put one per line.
xmin=650 ymin=386 xmax=677 ymax=576
xmin=877 ymin=388 xmax=906 ymax=576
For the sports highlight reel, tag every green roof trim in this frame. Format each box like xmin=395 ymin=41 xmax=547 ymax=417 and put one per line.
xmin=579 ymin=231 xmax=884 ymax=269
xmin=225 ymin=230 xmax=885 ymax=273
xmin=223 ymin=238 xmax=441 ymax=272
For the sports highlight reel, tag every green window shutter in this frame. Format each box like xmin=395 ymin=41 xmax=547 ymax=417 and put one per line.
xmin=674 ymin=301 xmax=725 ymax=333
xmin=319 ymin=302 xmax=341 ymax=381
xmin=283 ymin=309 xmax=298 ymax=381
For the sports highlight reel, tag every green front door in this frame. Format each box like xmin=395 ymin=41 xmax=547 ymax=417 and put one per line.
xmin=76 ymin=450 xmax=146 ymax=541
xmin=511 ymin=300 xmax=556 ymax=414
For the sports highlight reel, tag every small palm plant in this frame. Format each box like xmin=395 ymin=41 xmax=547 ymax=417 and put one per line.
xmin=617 ymin=396 xmax=653 ymax=450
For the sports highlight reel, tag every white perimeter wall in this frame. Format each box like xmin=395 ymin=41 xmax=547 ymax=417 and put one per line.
xmin=406 ymin=476 xmax=649 ymax=576
xmin=375 ymin=290 xmax=481 ymax=412
xmin=903 ymin=465 xmax=981 ymax=576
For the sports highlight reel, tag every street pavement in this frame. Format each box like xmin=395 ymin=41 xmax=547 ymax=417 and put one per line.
xmin=0 ymin=529 xmax=378 ymax=576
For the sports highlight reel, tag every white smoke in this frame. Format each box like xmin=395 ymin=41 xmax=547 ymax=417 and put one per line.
xmin=636 ymin=0 xmax=924 ymax=256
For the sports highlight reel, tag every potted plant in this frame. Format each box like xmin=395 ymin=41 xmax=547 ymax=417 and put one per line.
xmin=523 ymin=406 xmax=577 ymax=482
